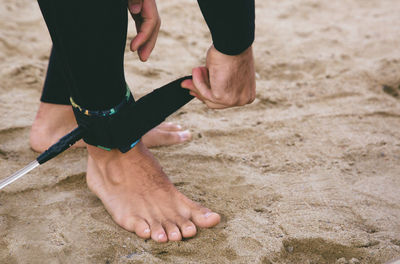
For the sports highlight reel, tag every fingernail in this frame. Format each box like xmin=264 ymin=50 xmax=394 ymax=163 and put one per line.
xmin=178 ymin=130 xmax=191 ymax=141
xmin=131 ymin=4 xmax=141 ymax=14
xmin=144 ymin=228 xmax=150 ymax=234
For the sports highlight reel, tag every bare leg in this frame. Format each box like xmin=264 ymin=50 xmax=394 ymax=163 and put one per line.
xmin=30 ymin=102 xmax=192 ymax=152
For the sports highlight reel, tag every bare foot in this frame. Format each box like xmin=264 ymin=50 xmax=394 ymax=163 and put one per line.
xmin=30 ymin=102 xmax=192 ymax=152
xmin=86 ymin=142 xmax=220 ymax=242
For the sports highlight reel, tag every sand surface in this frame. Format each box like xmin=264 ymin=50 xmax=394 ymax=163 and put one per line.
xmin=1 ymin=0 xmax=400 ymax=263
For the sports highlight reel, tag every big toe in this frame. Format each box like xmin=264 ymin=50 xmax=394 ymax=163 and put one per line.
xmin=191 ymin=207 xmax=221 ymax=228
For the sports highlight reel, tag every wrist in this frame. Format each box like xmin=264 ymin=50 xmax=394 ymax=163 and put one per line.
xmin=207 ymin=45 xmax=253 ymax=67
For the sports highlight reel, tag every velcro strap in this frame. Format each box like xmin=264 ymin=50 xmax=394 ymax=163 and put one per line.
xmin=72 ymin=76 xmax=193 ymax=153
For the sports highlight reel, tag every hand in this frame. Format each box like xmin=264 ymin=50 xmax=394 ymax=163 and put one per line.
xmin=181 ymin=45 xmax=256 ymax=109
xmin=128 ymin=0 xmax=161 ymax=62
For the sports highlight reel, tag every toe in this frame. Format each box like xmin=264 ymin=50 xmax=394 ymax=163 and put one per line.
xmin=142 ymin=129 xmax=191 ymax=148
xmin=160 ymin=131 xmax=182 ymax=144
xmin=120 ymin=216 xmax=151 ymax=239
xmin=157 ymin=130 xmax=191 ymax=145
xmin=162 ymin=220 xmax=182 ymax=241
xmin=190 ymin=206 xmax=221 ymax=228
xmin=177 ymin=130 xmax=192 ymax=142
xmin=149 ymin=222 xmax=168 ymax=243
xmin=178 ymin=220 xmax=197 ymax=238
xmin=157 ymin=122 xmax=183 ymax=131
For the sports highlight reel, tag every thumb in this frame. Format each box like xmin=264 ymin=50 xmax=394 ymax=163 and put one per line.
xmin=192 ymin=67 xmax=213 ymax=101
xmin=128 ymin=0 xmax=143 ymax=14
xmin=181 ymin=79 xmax=195 ymax=90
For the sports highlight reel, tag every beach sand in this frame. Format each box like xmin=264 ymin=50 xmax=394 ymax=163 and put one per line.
xmin=1 ymin=0 xmax=400 ymax=263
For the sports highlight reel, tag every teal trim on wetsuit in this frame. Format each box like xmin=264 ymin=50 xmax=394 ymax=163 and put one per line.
xmin=71 ymin=76 xmax=193 ymax=153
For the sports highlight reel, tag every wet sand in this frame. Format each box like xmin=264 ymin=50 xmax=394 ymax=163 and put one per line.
xmin=1 ymin=0 xmax=400 ymax=263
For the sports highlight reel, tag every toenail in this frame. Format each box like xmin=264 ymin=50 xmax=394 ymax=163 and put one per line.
xmin=158 ymin=234 xmax=165 ymax=240
xmin=171 ymin=232 xmax=178 ymax=238
xmin=176 ymin=124 xmax=182 ymax=130
xmin=186 ymin=226 xmax=194 ymax=231
xmin=204 ymin=212 xmax=212 ymax=218
xmin=144 ymin=228 xmax=150 ymax=234
xmin=178 ymin=130 xmax=191 ymax=141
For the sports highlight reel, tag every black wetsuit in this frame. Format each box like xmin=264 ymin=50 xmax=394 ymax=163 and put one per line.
xmin=37 ymin=0 xmax=255 ymax=150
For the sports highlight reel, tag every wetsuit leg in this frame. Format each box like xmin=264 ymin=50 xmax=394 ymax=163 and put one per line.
xmin=40 ymin=47 xmax=70 ymax=105
xmin=36 ymin=0 xmax=194 ymax=152
xmin=37 ymin=0 xmax=128 ymax=110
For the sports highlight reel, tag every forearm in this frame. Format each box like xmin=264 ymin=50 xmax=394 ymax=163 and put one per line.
xmin=197 ymin=0 xmax=255 ymax=56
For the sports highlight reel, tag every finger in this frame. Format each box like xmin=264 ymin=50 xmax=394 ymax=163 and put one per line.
xmin=130 ymin=14 xmax=143 ymax=53
xmin=181 ymin=79 xmax=205 ymax=102
xmin=130 ymin=0 xmax=160 ymax=52
xmin=191 ymin=92 xmax=209 ymax=104
xmin=181 ymin=80 xmax=197 ymax=95
xmin=128 ymin=0 xmax=143 ymax=15
xmin=189 ymin=87 xmax=225 ymax=109
xmin=192 ymin=67 xmax=214 ymax=101
xmin=191 ymin=90 xmax=228 ymax=109
xmin=137 ymin=19 xmax=160 ymax=61
xmin=203 ymin=99 xmax=229 ymax=109
xmin=190 ymin=90 xmax=227 ymax=109
xmin=187 ymin=84 xmax=206 ymax=102
xmin=181 ymin=71 xmax=227 ymax=108
xmin=180 ymin=79 xmax=195 ymax=91
xmin=130 ymin=17 xmax=159 ymax=53
xmin=132 ymin=11 xmax=142 ymax=32
xmin=183 ymin=77 xmax=227 ymax=108
xmin=189 ymin=91 xmax=202 ymax=100
xmin=194 ymin=68 xmax=228 ymax=110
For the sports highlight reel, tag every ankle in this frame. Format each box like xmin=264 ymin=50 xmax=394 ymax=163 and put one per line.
xmin=87 ymin=141 xmax=147 ymax=163
xmin=30 ymin=102 xmax=78 ymax=151
xmin=86 ymin=142 xmax=164 ymax=184
xmin=30 ymin=117 xmax=54 ymax=151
